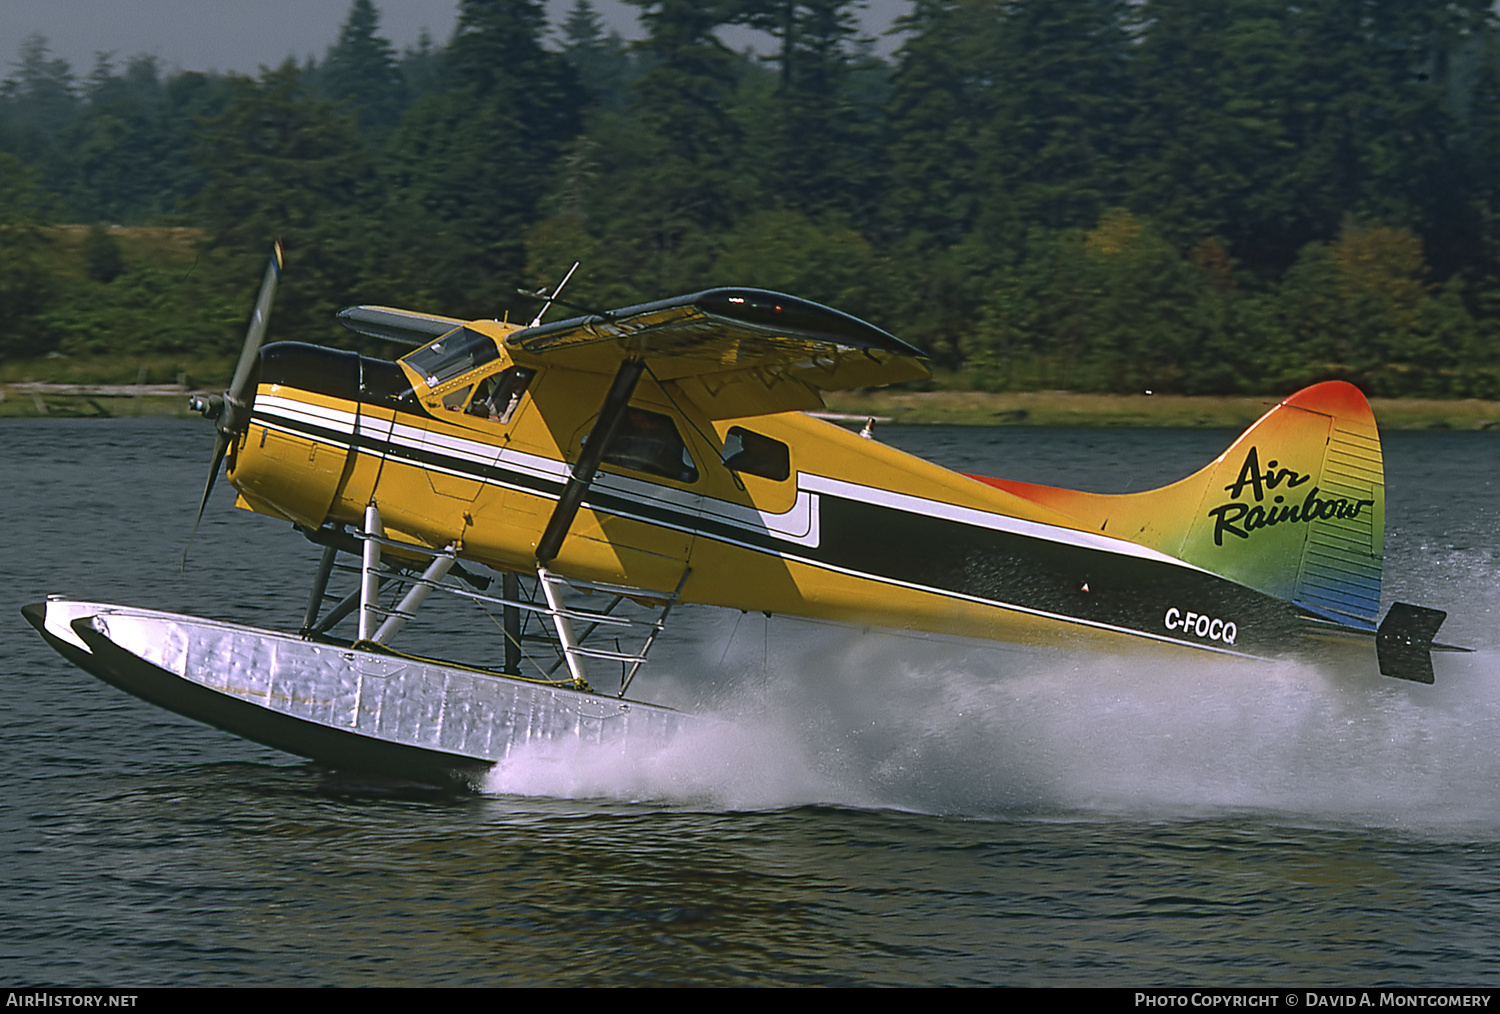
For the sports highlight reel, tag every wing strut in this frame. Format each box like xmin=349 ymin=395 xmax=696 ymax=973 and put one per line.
xmin=535 ymin=357 xmax=646 ymax=565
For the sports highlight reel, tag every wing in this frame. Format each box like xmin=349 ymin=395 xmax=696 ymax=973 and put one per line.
xmin=339 ymin=305 xmax=468 ymax=346
xmin=506 ymin=288 xmax=930 ymax=418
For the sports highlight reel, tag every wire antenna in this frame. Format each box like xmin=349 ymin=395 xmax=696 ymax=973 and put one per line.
xmin=529 ymin=261 xmax=580 ymax=327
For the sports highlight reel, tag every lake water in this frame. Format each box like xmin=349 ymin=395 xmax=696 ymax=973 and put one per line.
xmin=3 ymin=416 xmax=1499 ymax=986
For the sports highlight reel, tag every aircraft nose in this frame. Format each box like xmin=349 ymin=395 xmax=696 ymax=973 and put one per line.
xmin=257 ymin=342 xmax=362 ymax=402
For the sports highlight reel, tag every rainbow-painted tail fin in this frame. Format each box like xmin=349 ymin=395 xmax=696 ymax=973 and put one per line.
xmin=976 ymin=382 xmax=1385 ymax=628
xmin=1176 ymin=381 xmax=1384 ymax=628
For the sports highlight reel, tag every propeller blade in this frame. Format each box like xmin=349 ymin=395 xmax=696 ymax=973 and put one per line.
xmin=182 ymin=239 xmax=283 ymax=570
xmin=182 ymin=432 xmax=230 ymax=569
xmin=220 ymin=238 xmax=283 ymax=437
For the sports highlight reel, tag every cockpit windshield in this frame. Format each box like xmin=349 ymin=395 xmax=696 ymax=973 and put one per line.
xmin=403 ymin=327 xmax=500 ymax=387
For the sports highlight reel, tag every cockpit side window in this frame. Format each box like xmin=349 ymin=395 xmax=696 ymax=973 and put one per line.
xmin=440 ymin=385 xmax=473 ymax=411
xmin=403 ymin=327 xmax=501 ymax=387
xmin=721 ymin=426 xmax=790 ymax=481
xmin=598 ymin=407 xmax=699 ymax=483
xmin=467 ymin=367 xmax=536 ymax=424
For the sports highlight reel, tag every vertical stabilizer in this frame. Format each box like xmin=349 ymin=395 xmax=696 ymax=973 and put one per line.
xmin=1178 ymin=382 xmax=1384 ymax=627
xmin=970 ymin=382 xmax=1385 ymax=627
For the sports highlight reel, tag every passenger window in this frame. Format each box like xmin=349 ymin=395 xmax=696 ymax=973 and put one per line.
xmin=467 ymin=367 xmax=535 ymax=424
xmin=722 ymin=426 xmax=790 ymax=481
xmin=599 ymin=407 xmax=698 ymax=483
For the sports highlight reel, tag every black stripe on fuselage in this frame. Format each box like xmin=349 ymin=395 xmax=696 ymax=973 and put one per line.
xmin=810 ymin=496 xmax=1300 ymax=655
xmin=253 ymin=372 xmax=1300 ymax=656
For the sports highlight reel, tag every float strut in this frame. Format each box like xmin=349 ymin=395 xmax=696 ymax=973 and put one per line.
xmin=503 ymin=571 xmax=522 ymax=675
xmin=538 ymin=567 xmax=587 ymax=688
xmin=359 ymin=504 xmax=382 ymax=642
xmin=310 ymin=578 xmax=389 ymax=638
xmin=300 ymin=542 xmax=339 ymax=637
xmin=373 ymin=548 xmax=456 ymax=645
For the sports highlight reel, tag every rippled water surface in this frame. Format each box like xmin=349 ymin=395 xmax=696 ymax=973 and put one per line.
xmin=3 ymin=417 xmax=1499 ymax=986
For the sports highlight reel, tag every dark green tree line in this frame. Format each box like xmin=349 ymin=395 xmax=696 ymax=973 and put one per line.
xmin=5 ymin=0 xmax=1500 ymax=397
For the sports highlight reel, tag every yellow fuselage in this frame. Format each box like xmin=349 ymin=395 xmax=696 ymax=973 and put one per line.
xmin=227 ymin=323 xmax=1311 ymax=661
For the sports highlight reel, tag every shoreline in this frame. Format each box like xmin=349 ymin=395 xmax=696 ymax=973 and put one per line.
xmin=0 ymin=383 xmax=201 ymax=419
xmin=821 ymin=388 xmax=1500 ymax=430
xmin=5 ymin=383 xmax=1500 ymax=430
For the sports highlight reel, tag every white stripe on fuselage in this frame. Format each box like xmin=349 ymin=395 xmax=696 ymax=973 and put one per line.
xmin=252 ymin=394 xmax=821 ymax=546
xmin=252 ymin=392 xmax=1198 ymax=571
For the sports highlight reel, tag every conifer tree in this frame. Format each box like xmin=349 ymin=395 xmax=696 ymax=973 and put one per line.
xmin=879 ymin=0 xmax=1007 ymax=358
xmin=62 ymin=54 xmax=199 ymax=223
xmin=974 ymin=0 xmax=1134 ymax=241
xmin=740 ymin=0 xmax=876 ymax=219
xmin=397 ymin=29 xmax=443 ymax=104
xmin=376 ymin=0 xmax=581 ymax=316
xmin=322 ymin=0 xmax=405 ymax=134
xmin=0 ymin=153 xmax=55 ymax=357
xmin=1126 ymin=0 xmax=1288 ymax=260
xmin=192 ymin=62 xmax=376 ymax=343
xmin=625 ymin=0 xmax=741 ymax=185
xmin=561 ymin=0 xmax=632 ymax=106
xmin=881 ymin=0 xmax=992 ymax=249
xmin=1464 ymin=34 xmax=1500 ymax=296
xmin=0 ymin=36 xmax=79 ymax=202
xmin=574 ymin=0 xmax=743 ymax=291
xmin=5 ymin=35 xmax=78 ymax=134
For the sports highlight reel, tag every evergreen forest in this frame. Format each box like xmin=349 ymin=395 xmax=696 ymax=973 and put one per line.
xmin=4 ymin=0 xmax=1500 ymax=398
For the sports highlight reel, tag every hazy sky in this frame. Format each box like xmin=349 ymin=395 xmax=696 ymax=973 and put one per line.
xmin=0 ymin=1 xmax=912 ymax=79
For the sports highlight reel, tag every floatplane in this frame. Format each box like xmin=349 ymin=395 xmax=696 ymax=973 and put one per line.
xmin=24 ymin=243 xmax=1459 ymax=786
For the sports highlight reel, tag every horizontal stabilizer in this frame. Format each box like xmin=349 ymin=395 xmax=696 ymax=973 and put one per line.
xmin=1376 ymin=601 xmax=1447 ymax=684
xmin=339 ymin=305 xmax=466 ymax=346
